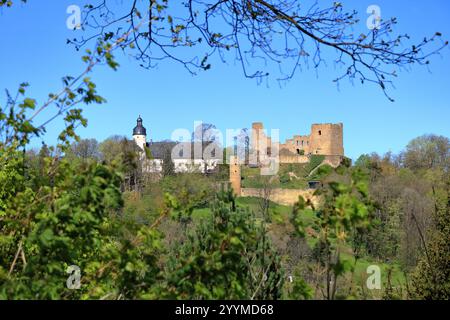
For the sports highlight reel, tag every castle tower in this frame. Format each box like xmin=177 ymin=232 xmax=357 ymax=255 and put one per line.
xmin=132 ymin=115 xmax=147 ymax=150
xmin=229 ymin=155 xmax=241 ymax=196
xmin=251 ymin=122 xmax=266 ymax=165
xmin=308 ymin=123 xmax=344 ymax=156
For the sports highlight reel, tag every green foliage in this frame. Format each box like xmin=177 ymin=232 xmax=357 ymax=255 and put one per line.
xmin=241 ymin=155 xmax=329 ymax=189
xmin=98 ymin=136 xmax=142 ymax=191
xmin=411 ymin=177 xmax=450 ymax=299
xmin=0 ymin=152 xmax=158 ymax=299
xmin=161 ymin=190 xmax=284 ymax=299
xmin=162 ymin=173 xmax=216 ymax=213
xmin=1 ymin=63 xmax=449 ymax=301
xmin=291 ymin=167 xmax=373 ymax=299
xmin=354 ymin=154 xmax=371 ymax=169
xmin=121 ymin=186 xmax=165 ymax=226
xmin=1 ymin=160 xmax=117 ymax=298
xmin=341 ymin=157 xmax=352 ymax=168
xmin=290 ymin=196 xmax=309 ymax=238
xmin=0 ymin=97 xmax=161 ymax=299
xmin=310 ymin=164 xmax=333 ymax=180
xmin=285 ymin=268 xmax=313 ymax=300
xmin=402 ymin=135 xmax=450 ymax=172
xmin=0 ymin=150 xmax=164 ymax=299
xmin=308 ymin=155 xmax=325 ymax=171
xmin=143 ymin=145 xmax=153 ymax=160
xmin=66 ymin=138 xmax=100 ymax=161
xmin=0 ymin=149 xmax=24 ymax=213
xmin=161 ymin=146 xmax=175 ymax=178
xmin=3 ymin=0 xmax=448 ymax=301
xmin=0 ymin=0 xmax=26 ymax=8
xmin=214 ymin=164 xmax=230 ymax=181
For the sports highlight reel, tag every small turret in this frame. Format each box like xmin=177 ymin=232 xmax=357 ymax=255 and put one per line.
xmin=132 ymin=115 xmax=147 ymax=150
xmin=133 ymin=115 xmax=147 ymax=136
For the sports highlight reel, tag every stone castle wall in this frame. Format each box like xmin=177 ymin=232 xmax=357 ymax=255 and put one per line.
xmin=278 ymin=154 xmax=310 ymax=164
xmin=241 ymin=188 xmax=318 ymax=206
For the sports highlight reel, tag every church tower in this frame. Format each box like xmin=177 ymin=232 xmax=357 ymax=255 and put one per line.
xmin=132 ymin=115 xmax=147 ymax=150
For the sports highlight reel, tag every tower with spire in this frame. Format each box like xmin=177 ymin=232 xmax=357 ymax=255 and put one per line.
xmin=132 ymin=115 xmax=147 ymax=150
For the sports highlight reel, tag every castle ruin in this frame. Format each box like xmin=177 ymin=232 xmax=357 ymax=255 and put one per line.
xmin=248 ymin=122 xmax=344 ymax=166
xmin=131 ymin=117 xmax=345 ymax=198
xmin=230 ymin=122 xmax=345 ymax=197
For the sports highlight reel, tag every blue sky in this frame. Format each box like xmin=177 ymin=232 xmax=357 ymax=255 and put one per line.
xmin=1 ymin=0 xmax=449 ymax=160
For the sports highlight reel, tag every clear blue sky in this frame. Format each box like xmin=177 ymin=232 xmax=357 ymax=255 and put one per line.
xmin=1 ymin=0 xmax=449 ymax=160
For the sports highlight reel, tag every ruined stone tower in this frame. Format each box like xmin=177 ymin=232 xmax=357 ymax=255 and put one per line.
xmin=251 ymin=122 xmax=263 ymax=164
xmin=229 ymin=155 xmax=241 ymax=196
xmin=308 ymin=123 xmax=344 ymax=156
xmin=251 ymin=122 xmax=273 ymax=165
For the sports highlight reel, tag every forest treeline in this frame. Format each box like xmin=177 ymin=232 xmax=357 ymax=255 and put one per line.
xmin=1 ymin=126 xmax=449 ymax=299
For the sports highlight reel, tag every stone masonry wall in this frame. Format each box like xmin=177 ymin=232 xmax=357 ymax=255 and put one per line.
xmin=241 ymin=188 xmax=318 ymax=206
xmin=278 ymin=155 xmax=310 ymax=164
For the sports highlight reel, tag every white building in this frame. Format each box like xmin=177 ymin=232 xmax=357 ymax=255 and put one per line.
xmin=132 ymin=116 xmax=220 ymax=174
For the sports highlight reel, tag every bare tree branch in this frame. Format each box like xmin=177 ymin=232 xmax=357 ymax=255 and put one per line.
xmin=67 ymin=0 xmax=447 ymax=100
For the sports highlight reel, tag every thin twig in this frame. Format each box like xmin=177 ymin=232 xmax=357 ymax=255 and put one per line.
xmin=8 ymin=240 xmax=23 ymax=276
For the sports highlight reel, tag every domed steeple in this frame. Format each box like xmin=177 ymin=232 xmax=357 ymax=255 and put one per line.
xmin=133 ymin=115 xmax=147 ymax=136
